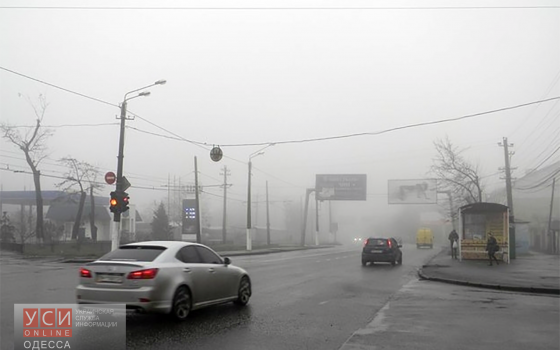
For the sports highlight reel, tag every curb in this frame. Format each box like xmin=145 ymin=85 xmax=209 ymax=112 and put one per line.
xmin=417 ymin=268 xmax=560 ymax=296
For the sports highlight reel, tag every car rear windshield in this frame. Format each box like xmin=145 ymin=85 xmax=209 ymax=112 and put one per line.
xmin=98 ymin=246 xmax=167 ymax=262
xmin=367 ymin=239 xmax=387 ymax=246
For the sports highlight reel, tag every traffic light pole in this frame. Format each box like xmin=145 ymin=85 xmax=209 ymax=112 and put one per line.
xmin=111 ymin=100 xmax=127 ymax=251
xmin=110 ymin=80 xmax=166 ymax=251
xmin=114 ymin=100 xmax=127 ymax=223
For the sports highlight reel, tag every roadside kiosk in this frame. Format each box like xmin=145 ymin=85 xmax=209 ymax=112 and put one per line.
xmin=458 ymin=202 xmax=510 ymax=264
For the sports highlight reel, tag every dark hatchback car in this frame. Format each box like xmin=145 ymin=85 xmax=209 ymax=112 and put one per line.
xmin=361 ymin=237 xmax=403 ymax=266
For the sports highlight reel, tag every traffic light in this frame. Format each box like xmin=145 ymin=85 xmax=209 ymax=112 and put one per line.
xmin=121 ymin=192 xmax=130 ymax=213
xmin=109 ymin=191 xmax=129 ymax=214
xmin=109 ymin=191 xmax=120 ymax=214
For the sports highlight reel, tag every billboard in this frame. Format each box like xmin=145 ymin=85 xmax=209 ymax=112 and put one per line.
xmin=315 ymin=174 xmax=367 ymax=201
xmin=388 ymin=179 xmax=437 ymax=204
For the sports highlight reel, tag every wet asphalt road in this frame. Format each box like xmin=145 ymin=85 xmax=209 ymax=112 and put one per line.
xmin=124 ymin=244 xmax=434 ymax=350
xmin=3 ymin=245 xmax=559 ymax=350
xmin=0 ymin=245 xmax=437 ymax=349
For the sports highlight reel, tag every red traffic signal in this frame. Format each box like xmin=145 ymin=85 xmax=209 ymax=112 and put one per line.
xmin=121 ymin=192 xmax=130 ymax=213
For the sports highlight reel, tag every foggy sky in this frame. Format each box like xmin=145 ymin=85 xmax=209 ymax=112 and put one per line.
xmin=1 ymin=0 xmax=559 ymax=228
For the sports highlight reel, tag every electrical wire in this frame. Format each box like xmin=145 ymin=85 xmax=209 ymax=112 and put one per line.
xmin=5 ymin=66 xmax=560 ymax=195
xmin=0 ymin=67 xmax=118 ymax=108
xmin=510 ymin=69 xmax=560 ymax=138
xmin=1 ymin=6 xmax=558 ymax=10
xmin=523 ymin=147 xmax=560 ymax=177
xmin=8 ymin=123 xmax=119 ymax=128
xmin=3 ymin=66 xmax=560 ymax=149
xmin=515 ymin=168 xmax=560 ymax=191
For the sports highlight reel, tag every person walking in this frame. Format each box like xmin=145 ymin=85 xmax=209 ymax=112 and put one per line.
xmin=448 ymin=229 xmax=459 ymax=254
xmin=451 ymin=238 xmax=458 ymax=260
xmin=486 ymin=232 xmax=500 ymax=266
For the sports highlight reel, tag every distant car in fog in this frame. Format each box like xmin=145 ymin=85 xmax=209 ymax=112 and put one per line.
xmin=353 ymin=237 xmax=363 ymax=244
xmin=361 ymin=237 xmax=403 ymax=266
xmin=416 ymin=228 xmax=434 ymax=249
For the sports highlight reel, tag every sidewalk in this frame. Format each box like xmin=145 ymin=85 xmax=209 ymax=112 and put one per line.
xmin=418 ymin=247 xmax=560 ymax=295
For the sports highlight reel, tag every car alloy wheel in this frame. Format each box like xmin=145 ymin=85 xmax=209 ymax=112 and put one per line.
xmin=235 ymin=276 xmax=251 ymax=306
xmin=171 ymin=286 xmax=191 ymax=321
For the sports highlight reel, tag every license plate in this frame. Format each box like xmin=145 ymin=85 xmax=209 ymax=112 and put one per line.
xmin=371 ymin=250 xmax=383 ymax=253
xmin=96 ymin=274 xmax=123 ymax=284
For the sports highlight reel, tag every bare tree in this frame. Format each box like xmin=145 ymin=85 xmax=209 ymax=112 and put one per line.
xmin=430 ymin=137 xmax=484 ymax=214
xmin=84 ymin=167 xmax=102 ymax=242
xmin=10 ymin=207 xmax=38 ymax=245
xmin=56 ymin=157 xmax=100 ymax=242
xmin=0 ymin=95 xmax=54 ymax=242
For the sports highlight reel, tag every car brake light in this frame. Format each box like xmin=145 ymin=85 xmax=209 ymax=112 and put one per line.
xmin=388 ymin=240 xmax=393 ymax=248
xmin=80 ymin=268 xmax=92 ymax=278
xmin=127 ymin=268 xmax=159 ymax=280
xmin=364 ymin=239 xmax=368 ymax=246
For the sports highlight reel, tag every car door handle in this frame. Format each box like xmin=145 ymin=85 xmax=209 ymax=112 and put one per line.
xmin=182 ymin=268 xmax=191 ymax=273
xmin=208 ymin=268 xmax=215 ymax=273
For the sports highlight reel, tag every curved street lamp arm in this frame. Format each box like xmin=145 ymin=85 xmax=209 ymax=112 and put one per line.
xmin=249 ymin=143 xmax=276 ymax=159
xmin=123 ymin=79 xmax=166 ymax=101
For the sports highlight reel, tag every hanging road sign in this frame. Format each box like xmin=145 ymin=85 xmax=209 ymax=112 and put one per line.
xmin=105 ymin=172 xmax=116 ymax=185
xmin=210 ymin=146 xmax=223 ymax=162
xmin=121 ymin=176 xmax=131 ymax=191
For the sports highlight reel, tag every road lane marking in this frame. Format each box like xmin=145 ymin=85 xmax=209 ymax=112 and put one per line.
xmin=253 ymin=248 xmax=360 ymax=263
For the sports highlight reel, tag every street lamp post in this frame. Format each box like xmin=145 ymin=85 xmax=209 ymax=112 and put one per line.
xmin=246 ymin=144 xmax=275 ymax=251
xmin=112 ymin=79 xmax=166 ymax=251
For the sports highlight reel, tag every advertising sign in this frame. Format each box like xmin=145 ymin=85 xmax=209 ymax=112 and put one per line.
xmin=387 ymin=179 xmax=437 ymax=204
xmin=315 ymin=174 xmax=367 ymax=201
xmin=182 ymin=199 xmax=198 ymax=235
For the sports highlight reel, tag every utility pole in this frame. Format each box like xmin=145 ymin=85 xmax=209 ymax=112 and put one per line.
xmin=499 ymin=137 xmax=516 ymax=259
xmin=547 ymin=178 xmax=556 ymax=254
xmin=301 ymin=188 xmax=314 ymax=246
xmin=315 ymin=195 xmax=320 ymax=246
xmin=194 ymin=157 xmax=201 ymax=244
xmin=328 ymin=201 xmax=338 ymax=244
xmin=220 ymin=166 xmax=230 ymax=244
xmin=246 ymin=160 xmax=252 ymax=250
xmin=255 ymin=192 xmax=259 ymax=230
xmin=167 ymin=174 xmax=170 ymax=216
xmin=266 ymin=181 xmax=271 ymax=246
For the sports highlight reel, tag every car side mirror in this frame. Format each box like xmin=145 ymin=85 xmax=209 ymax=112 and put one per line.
xmin=398 ymin=245 xmax=402 ymax=248
xmin=224 ymin=257 xmax=231 ymax=265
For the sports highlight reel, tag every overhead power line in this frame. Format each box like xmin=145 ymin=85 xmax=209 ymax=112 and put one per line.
xmin=3 ymin=65 xmax=559 ymax=148
xmin=0 ymin=67 xmax=118 ymax=108
xmin=523 ymin=146 xmax=560 ymax=177
xmin=1 ymin=6 xmax=558 ymax=10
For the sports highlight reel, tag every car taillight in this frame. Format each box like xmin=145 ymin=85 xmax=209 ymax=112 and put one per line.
xmin=364 ymin=239 xmax=368 ymax=246
xmin=388 ymin=240 xmax=393 ymax=248
xmin=127 ymin=268 xmax=159 ymax=280
xmin=80 ymin=268 xmax=92 ymax=278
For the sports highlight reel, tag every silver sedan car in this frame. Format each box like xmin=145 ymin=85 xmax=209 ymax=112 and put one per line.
xmin=76 ymin=241 xmax=252 ymax=321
